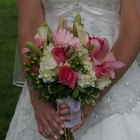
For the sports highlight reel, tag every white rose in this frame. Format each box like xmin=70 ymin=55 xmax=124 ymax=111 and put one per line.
xmin=38 ymin=44 xmax=57 ymax=82
xmin=44 ymin=54 xmax=57 ymax=69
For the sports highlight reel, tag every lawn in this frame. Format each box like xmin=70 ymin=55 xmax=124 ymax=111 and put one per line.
xmin=0 ymin=0 xmax=22 ymax=139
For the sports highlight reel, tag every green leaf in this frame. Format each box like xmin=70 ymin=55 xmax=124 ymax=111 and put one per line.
xmin=26 ymin=41 xmax=43 ymax=56
xmin=73 ymin=14 xmax=82 ymax=26
xmin=73 ymin=14 xmax=83 ymax=37
xmin=72 ymin=86 xmax=79 ymax=98
xmin=75 ymin=23 xmax=89 ymax=45
xmin=57 ymin=84 xmax=65 ymax=92
xmin=92 ymin=92 xmax=100 ymax=99
xmin=58 ymin=16 xmax=63 ymax=29
xmin=48 ymin=85 xmax=58 ymax=94
xmin=84 ymin=95 xmax=92 ymax=104
xmin=52 ymin=76 xmax=58 ymax=81
xmin=86 ymin=88 xmax=94 ymax=95
xmin=82 ymin=45 xmax=87 ymax=49
xmin=88 ymin=44 xmax=94 ymax=52
xmin=47 ymin=31 xmax=52 ymax=44
xmin=73 ymin=22 xmax=78 ymax=37
xmin=91 ymin=99 xmax=96 ymax=105
xmin=78 ymin=86 xmax=86 ymax=93
xmin=57 ymin=16 xmax=67 ymax=29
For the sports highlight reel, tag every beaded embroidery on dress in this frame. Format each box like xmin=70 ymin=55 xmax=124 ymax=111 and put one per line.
xmin=5 ymin=0 xmax=140 ymax=140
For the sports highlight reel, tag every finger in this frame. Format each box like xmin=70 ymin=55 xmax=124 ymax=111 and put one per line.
xmin=59 ymin=108 xmax=70 ymax=115
xmin=51 ymin=119 xmax=64 ymax=135
xmin=59 ymin=103 xmax=69 ymax=109
xmin=60 ymin=114 xmax=71 ymax=121
xmin=70 ymin=123 xmax=82 ymax=132
xmin=70 ymin=117 xmax=86 ymax=132
xmin=41 ymin=118 xmax=58 ymax=140
xmin=38 ymin=121 xmax=50 ymax=138
xmin=53 ymin=112 xmax=64 ymax=128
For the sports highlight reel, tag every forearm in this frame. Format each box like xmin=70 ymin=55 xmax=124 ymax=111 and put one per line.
xmin=111 ymin=33 xmax=140 ymax=83
xmin=17 ymin=0 xmax=45 ymax=106
xmin=96 ymin=0 xmax=140 ymax=102
xmin=28 ymin=83 xmax=41 ymax=109
xmin=18 ymin=31 xmax=43 ymax=107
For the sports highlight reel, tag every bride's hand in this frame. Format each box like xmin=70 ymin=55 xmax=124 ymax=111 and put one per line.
xmin=59 ymin=103 xmax=94 ymax=132
xmin=34 ymin=100 xmax=64 ymax=139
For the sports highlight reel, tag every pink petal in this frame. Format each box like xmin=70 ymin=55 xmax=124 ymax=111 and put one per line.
xmin=93 ymin=57 xmax=102 ymax=65
xmin=90 ymin=39 xmax=101 ymax=58
xmin=104 ymin=61 xmax=125 ymax=69
xmin=65 ymin=32 xmax=73 ymax=43
xmin=106 ymin=69 xmax=115 ymax=79
xmin=34 ymin=35 xmax=44 ymax=49
xmin=103 ymin=52 xmax=116 ymax=62
xmin=95 ymin=38 xmax=109 ymax=58
xmin=22 ymin=48 xmax=30 ymax=54
xmin=69 ymin=72 xmax=78 ymax=89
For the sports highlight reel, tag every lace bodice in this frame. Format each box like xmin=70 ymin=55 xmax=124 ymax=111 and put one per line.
xmin=41 ymin=0 xmax=121 ymax=13
xmin=41 ymin=0 xmax=121 ymax=29
xmin=41 ymin=0 xmax=121 ymax=45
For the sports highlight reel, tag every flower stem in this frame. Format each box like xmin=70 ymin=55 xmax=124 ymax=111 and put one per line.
xmin=68 ymin=129 xmax=70 ymax=140
xmin=64 ymin=128 xmax=67 ymax=140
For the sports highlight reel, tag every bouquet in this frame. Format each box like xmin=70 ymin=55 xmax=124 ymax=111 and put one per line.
xmin=22 ymin=14 xmax=125 ymax=140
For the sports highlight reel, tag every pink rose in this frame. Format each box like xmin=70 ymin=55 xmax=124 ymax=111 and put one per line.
xmin=58 ymin=65 xmax=78 ymax=89
xmin=34 ymin=34 xmax=45 ymax=49
xmin=51 ymin=47 xmax=67 ymax=64
xmin=22 ymin=48 xmax=30 ymax=54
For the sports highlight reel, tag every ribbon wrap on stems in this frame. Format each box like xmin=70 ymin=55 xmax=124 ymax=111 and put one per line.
xmin=57 ymin=96 xmax=81 ymax=128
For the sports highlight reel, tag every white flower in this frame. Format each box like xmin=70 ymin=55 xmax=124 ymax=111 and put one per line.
xmin=43 ymin=44 xmax=54 ymax=55
xmin=38 ymin=68 xmax=56 ymax=83
xmin=83 ymin=54 xmax=93 ymax=71
xmin=77 ymin=54 xmax=96 ymax=88
xmin=40 ymin=54 xmax=57 ymax=70
xmin=37 ymin=23 xmax=49 ymax=40
xmin=96 ymin=77 xmax=111 ymax=90
xmin=38 ymin=44 xmax=57 ymax=82
xmin=78 ymin=71 xmax=97 ymax=88
xmin=79 ymin=47 xmax=88 ymax=56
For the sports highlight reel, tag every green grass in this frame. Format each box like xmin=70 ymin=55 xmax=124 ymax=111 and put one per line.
xmin=0 ymin=0 xmax=22 ymax=139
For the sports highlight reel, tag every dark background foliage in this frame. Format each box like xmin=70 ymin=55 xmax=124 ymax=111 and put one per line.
xmin=0 ymin=0 xmax=21 ymax=139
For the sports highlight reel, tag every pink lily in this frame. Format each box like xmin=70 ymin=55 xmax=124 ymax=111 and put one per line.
xmin=87 ymin=36 xmax=125 ymax=79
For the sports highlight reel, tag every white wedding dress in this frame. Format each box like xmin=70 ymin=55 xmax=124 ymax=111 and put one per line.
xmin=6 ymin=0 xmax=140 ymax=140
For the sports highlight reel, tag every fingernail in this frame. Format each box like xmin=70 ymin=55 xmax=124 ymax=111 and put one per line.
xmin=61 ymin=124 xmax=64 ymax=128
xmin=60 ymin=117 xmax=64 ymax=120
xmin=60 ymin=130 xmax=64 ymax=135
xmin=54 ymin=135 xmax=58 ymax=139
